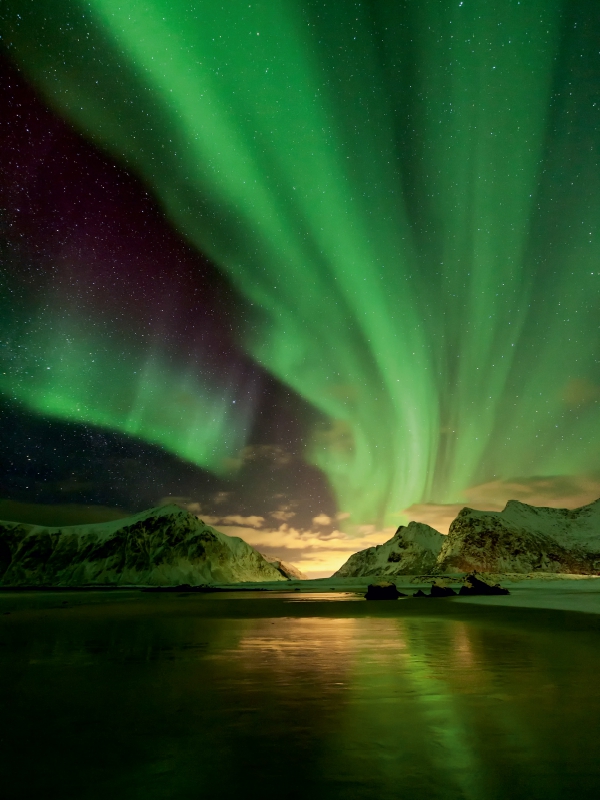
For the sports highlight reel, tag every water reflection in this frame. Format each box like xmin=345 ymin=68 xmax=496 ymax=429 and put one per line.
xmin=0 ymin=596 xmax=599 ymax=799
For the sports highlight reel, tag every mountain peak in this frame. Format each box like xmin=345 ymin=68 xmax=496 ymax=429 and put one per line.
xmin=0 ymin=506 xmax=287 ymax=586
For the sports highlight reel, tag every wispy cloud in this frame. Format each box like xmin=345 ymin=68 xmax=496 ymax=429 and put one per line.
xmin=270 ymin=509 xmax=296 ymax=522
xmin=223 ymin=444 xmax=295 ymax=471
xmin=401 ymin=504 xmax=465 ymax=535
xmin=403 ymin=475 xmax=600 ymax=534
xmin=162 ymin=474 xmax=600 ymax=578
xmin=464 ymin=474 xmax=600 ymax=510
xmin=204 ymin=514 xmax=265 ymax=528
xmin=214 ymin=523 xmax=395 ymax=578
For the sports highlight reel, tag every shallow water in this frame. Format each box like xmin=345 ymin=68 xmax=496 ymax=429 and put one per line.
xmin=1 ymin=592 xmax=600 ymax=800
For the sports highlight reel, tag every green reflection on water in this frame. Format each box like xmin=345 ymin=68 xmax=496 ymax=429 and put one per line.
xmin=0 ymin=594 xmax=598 ymax=800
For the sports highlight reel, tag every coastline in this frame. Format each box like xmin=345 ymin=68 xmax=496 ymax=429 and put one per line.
xmin=2 ymin=573 xmax=600 ymax=616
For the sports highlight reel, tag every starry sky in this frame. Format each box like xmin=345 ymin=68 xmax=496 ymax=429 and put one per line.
xmin=0 ymin=1 xmax=599 ymax=576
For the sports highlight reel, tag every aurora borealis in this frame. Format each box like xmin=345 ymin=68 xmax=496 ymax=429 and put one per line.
xmin=1 ymin=1 xmax=599 ymax=561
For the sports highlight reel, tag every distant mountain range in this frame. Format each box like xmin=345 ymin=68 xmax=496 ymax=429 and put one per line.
xmin=3 ymin=498 xmax=598 ymax=585
xmin=335 ymin=499 xmax=600 ymax=577
xmin=0 ymin=505 xmax=294 ymax=586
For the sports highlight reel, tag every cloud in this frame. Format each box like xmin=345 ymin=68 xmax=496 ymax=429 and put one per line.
xmin=213 ymin=491 xmax=232 ymax=506
xmin=203 ymin=514 xmax=264 ymax=528
xmin=310 ymin=419 xmax=354 ymax=456
xmin=161 ymin=474 xmax=600 ymax=578
xmin=403 ymin=475 xmax=600 ymax=534
xmin=220 ymin=515 xmax=264 ymax=528
xmin=270 ymin=510 xmax=296 ymax=522
xmin=213 ymin=523 xmax=395 ymax=578
xmin=463 ymin=474 xmax=600 ymax=511
xmin=401 ymin=504 xmax=465 ymax=535
xmin=158 ymin=496 xmax=204 ymax=515
xmin=224 ymin=444 xmax=295 ymax=471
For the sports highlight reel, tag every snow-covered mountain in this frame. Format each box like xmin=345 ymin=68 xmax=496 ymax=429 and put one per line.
xmin=335 ymin=498 xmax=600 ymax=577
xmin=437 ymin=499 xmax=600 ymax=574
xmin=333 ymin=522 xmax=444 ymax=577
xmin=0 ymin=504 xmax=287 ymax=586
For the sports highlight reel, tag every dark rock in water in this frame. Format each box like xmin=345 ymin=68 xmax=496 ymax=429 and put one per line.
xmin=365 ymin=581 xmax=406 ymax=600
xmin=459 ymin=573 xmax=510 ymax=596
xmin=412 ymin=583 xmax=456 ymax=597
xmin=429 ymin=582 xmax=456 ymax=597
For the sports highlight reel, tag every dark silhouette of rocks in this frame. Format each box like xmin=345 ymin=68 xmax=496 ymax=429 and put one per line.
xmin=365 ymin=581 xmax=406 ymax=600
xmin=458 ymin=573 xmax=510 ymax=596
xmin=411 ymin=583 xmax=455 ymax=598
xmin=429 ymin=583 xmax=456 ymax=597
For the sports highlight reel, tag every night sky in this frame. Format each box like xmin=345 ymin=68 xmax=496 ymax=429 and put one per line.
xmin=0 ymin=1 xmax=599 ymax=576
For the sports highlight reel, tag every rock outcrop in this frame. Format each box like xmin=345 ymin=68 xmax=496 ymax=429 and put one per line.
xmin=333 ymin=522 xmax=444 ymax=577
xmin=260 ymin=554 xmax=308 ymax=580
xmin=429 ymin=582 xmax=457 ymax=597
xmin=0 ymin=504 xmax=287 ymax=586
xmin=458 ymin=573 xmax=510 ymax=596
xmin=437 ymin=499 xmax=600 ymax=574
xmin=365 ymin=581 xmax=406 ymax=600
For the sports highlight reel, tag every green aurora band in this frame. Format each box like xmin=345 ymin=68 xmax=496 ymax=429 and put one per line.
xmin=1 ymin=0 xmax=599 ymax=527
xmin=0 ymin=297 xmax=255 ymax=476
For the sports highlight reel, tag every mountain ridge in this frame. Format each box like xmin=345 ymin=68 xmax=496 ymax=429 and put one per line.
xmin=0 ymin=504 xmax=288 ymax=586
xmin=438 ymin=497 xmax=600 ymax=573
xmin=334 ymin=521 xmax=444 ymax=577
xmin=335 ymin=498 xmax=600 ymax=577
